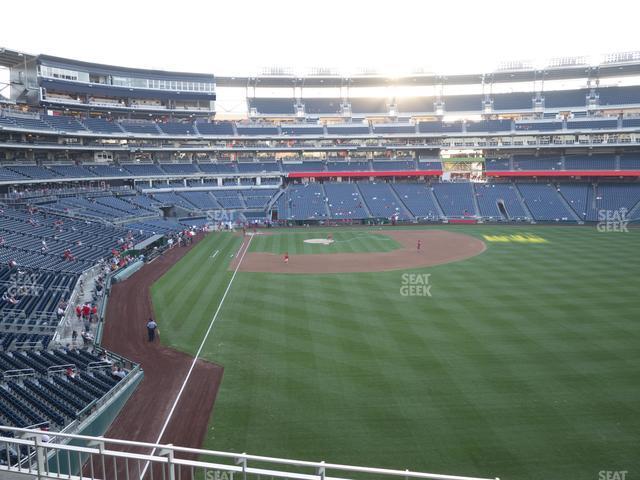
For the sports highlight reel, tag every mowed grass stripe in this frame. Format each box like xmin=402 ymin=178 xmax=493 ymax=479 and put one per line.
xmin=151 ymin=232 xmax=242 ymax=352
xmin=152 ymin=226 xmax=640 ymax=480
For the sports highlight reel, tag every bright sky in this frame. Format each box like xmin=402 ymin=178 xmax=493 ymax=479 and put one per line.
xmin=2 ymin=0 xmax=640 ymax=77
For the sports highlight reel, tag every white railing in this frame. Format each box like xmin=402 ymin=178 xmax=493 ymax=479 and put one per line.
xmin=0 ymin=426 xmax=499 ymax=480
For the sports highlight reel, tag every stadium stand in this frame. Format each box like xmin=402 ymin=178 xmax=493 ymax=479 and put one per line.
xmin=281 ymin=161 xmax=325 ymax=173
xmin=515 ymin=120 xmax=564 ymax=132
xmin=326 ymin=123 xmax=370 ymax=135
xmin=280 ymin=124 xmax=325 ymax=135
xmin=491 ymin=91 xmax=534 ymax=111
xmin=564 ymin=154 xmax=616 ymax=170
xmin=236 ymin=162 xmax=281 ymax=173
xmin=372 ymin=160 xmax=416 ymax=171
xmin=121 ymin=163 xmax=165 ymax=176
xmin=249 ymin=98 xmax=296 ymax=115
xmin=597 ymin=85 xmax=640 ymax=106
xmin=557 ymin=183 xmax=590 ymax=220
xmin=418 ymin=121 xmax=463 ymax=133
xmin=350 ymin=98 xmax=388 ymax=115
xmin=391 ymin=183 xmax=441 ymax=220
xmin=323 ymin=183 xmax=369 ymax=219
xmin=516 ymin=183 xmax=576 ymax=221
xmin=301 ymin=98 xmax=342 ymax=115
xmin=326 ymin=161 xmax=370 ymax=172
xmin=277 ymin=183 xmax=328 ymax=220
xmin=195 ymin=121 xmax=235 ymax=135
xmin=357 ymin=182 xmax=412 ymax=220
xmin=119 ymin=121 xmax=161 ymax=135
xmin=543 ymin=88 xmax=589 ymax=109
xmin=160 ymin=163 xmax=201 ymax=175
xmin=43 ymin=115 xmax=87 ymax=132
xmin=432 ymin=183 xmax=476 ymax=218
xmin=396 ymin=96 xmax=435 ymax=113
xmin=372 ymin=123 xmax=416 ymax=134
xmin=466 ymin=119 xmax=512 ymax=132
xmin=442 ymin=94 xmax=483 ymax=112
xmin=159 ymin=122 xmax=195 ymax=135
xmin=474 ymin=183 xmax=529 ymax=221
xmin=236 ymin=124 xmax=280 ymax=136
xmin=566 ymin=118 xmax=618 ymax=130
xmin=81 ymin=117 xmax=124 ymax=134
xmin=513 ymin=155 xmax=563 ymax=171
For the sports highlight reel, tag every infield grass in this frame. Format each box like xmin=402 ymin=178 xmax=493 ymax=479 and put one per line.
xmin=249 ymin=229 xmax=402 ymax=254
xmin=151 ymin=226 xmax=640 ymax=480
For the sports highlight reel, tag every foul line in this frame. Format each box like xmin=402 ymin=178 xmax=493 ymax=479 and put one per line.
xmin=140 ymin=235 xmax=253 ymax=479
xmin=210 ymin=249 xmax=219 ymax=259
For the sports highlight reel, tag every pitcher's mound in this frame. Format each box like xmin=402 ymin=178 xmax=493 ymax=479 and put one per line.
xmin=234 ymin=230 xmax=486 ymax=274
xmin=303 ymin=238 xmax=335 ymax=245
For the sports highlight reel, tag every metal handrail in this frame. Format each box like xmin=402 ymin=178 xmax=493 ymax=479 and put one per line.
xmin=0 ymin=425 xmax=498 ymax=480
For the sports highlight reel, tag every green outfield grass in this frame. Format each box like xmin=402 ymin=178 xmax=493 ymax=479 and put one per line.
xmin=151 ymin=226 xmax=640 ymax=480
xmin=249 ymin=229 xmax=402 ymax=254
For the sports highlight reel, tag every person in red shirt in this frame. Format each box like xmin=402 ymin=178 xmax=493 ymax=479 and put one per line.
xmin=417 ymin=239 xmax=422 ymax=252
xmin=283 ymin=252 xmax=289 ymax=264
xmin=82 ymin=303 xmax=91 ymax=320
xmin=75 ymin=305 xmax=82 ymax=321
xmin=90 ymin=305 xmax=98 ymax=322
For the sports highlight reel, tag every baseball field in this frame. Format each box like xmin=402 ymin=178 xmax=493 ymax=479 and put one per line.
xmin=150 ymin=225 xmax=640 ymax=480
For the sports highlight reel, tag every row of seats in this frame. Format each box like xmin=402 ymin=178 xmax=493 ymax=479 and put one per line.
xmin=150 ymin=188 xmax=279 ymax=212
xmin=70 ymin=181 xmax=640 ymax=224
xmin=272 ymin=181 xmax=640 ymax=222
xmin=486 ymin=154 xmax=640 ymax=172
xmin=0 ymin=114 xmax=201 ymax=135
xmin=4 ymin=114 xmax=640 ymax=138
xmin=0 ymin=348 xmax=125 ymax=429
xmin=0 ymin=159 xmax=442 ymax=181
xmin=0 ymin=206 xmax=154 ymax=348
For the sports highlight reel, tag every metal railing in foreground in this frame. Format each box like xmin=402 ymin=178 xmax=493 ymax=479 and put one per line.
xmin=0 ymin=426 xmax=499 ymax=480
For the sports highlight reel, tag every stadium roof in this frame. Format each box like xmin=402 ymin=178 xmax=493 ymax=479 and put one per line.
xmin=5 ymin=47 xmax=640 ymax=88
xmin=0 ymin=47 xmax=37 ymax=68
xmin=217 ymin=53 xmax=640 ymax=88
xmin=37 ymin=54 xmax=214 ymax=82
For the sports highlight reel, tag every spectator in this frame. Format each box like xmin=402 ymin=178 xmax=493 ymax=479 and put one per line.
xmin=111 ymin=366 xmax=127 ymax=381
xmin=40 ymin=426 xmax=51 ymax=443
xmin=81 ymin=330 xmax=93 ymax=346
xmin=2 ymin=292 xmax=19 ymax=305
